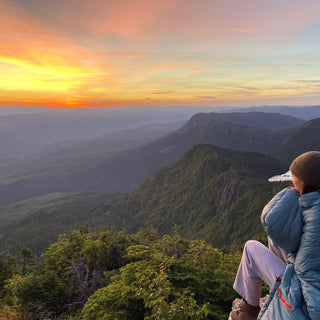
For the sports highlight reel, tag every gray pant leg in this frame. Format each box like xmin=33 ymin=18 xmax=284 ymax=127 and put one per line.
xmin=268 ymin=236 xmax=287 ymax=264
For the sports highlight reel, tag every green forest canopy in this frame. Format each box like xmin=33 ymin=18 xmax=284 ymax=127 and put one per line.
xmin=2 ymin=226 xmax=242 ymax=320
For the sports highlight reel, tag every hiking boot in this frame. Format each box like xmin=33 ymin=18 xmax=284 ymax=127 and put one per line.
xmin=230 ymin=300 xmax=260 ymax=320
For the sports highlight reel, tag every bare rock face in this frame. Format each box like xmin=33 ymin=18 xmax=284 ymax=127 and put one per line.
xmin=215 ymin=171 xmax=243 ymax=214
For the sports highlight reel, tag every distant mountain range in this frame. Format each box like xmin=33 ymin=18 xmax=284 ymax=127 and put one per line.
xmin=0 ymin=111 xmax=318 ymax=206
xmin=0 ymin=108 xmax=187 ymax=176
xmin=223 ymin=105 xmax=320 ymax=120
xmin=184 ymin=111 xmax=304 ymax=129
xmin=0 ymin=107 xmax=319 ymax=255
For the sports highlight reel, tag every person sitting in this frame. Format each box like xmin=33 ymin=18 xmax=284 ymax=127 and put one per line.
xmin=231 ymin=151 xmax=320 ymax=320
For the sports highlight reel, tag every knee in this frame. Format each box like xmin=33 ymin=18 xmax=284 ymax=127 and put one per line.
xmin=244 ymin=240 xmax=263 ymax=254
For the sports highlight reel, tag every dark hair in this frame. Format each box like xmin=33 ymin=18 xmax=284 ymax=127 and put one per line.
xmin=302 ymin=184 xmax=320 ymax=195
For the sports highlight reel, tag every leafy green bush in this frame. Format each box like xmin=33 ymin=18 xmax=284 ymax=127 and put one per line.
xmin=4 ymin=227 xmax=241 ymax=319
xmin=82 ymin=232 xmax=240 ymax=320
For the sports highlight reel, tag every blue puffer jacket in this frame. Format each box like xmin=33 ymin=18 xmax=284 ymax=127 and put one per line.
xmin=258 ymin=187 xmax=320 ymax=320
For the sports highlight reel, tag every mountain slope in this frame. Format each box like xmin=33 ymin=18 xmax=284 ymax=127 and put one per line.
xmin=99 ymin=145 xmax=288 ymax=247
xmin=0 ymin=145 xmax=288 ymax=255
xmin=271 ymin=118 xmax=320 ymax=164
xmin=222 ymin=105 xmax=320 ymax=121
xmin=0 ymin=192 xmax=114 ymax=255
xmin=184 ymin=111 xmax=303 ymax=129
xmin=258 ymin=106 xmax=320 ymax=121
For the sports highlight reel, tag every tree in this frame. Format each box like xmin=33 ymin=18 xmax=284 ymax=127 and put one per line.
xmin=5 ymin=228 xmax=241 ymax=319
xmin=82 ymin=238 xmax=212 ymax=320
xmin=19 ymin=247 xmax=33 ymax=275
xmin=5 ymin=270 xmax=68 ymax=319
xmin=0 ymin=254 xmax=16 ymax=297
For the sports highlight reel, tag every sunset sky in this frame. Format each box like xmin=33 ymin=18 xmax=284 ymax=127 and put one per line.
xmin=1 ymin=0 xmax=320 ymax=109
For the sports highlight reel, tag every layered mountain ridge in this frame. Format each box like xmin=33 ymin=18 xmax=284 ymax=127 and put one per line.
xmin=0 ymin=108 xmax=319 ymax=255
xmin=0 ymin=112 xmax=309 ymax=206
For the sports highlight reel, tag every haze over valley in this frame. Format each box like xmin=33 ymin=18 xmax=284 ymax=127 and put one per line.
xmin=1 ymin=105 xmax=320 ymax=255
